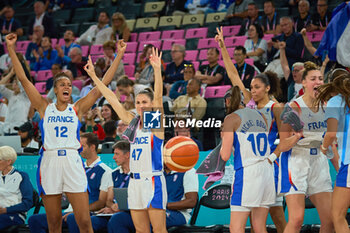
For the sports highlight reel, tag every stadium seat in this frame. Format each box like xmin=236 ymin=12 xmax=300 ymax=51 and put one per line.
xmin=124 ymin=65 xmax=135 ymax=77
xmin=192 ymin=61 xmax=200 ymax=71
xmin=81 ymin=45 xmax=89 ymax=57
xmin=204 ymin=85 xmax=231 ymax=98
xmin=51 ymin=38 xmax=57 ymax=48
xmin=30 ymin=71 xmax=36 ymax=79
xmin=16 ymin=41 xmax=30 ymax=53
xmin=126 ymin=20 xmax=136 ymax=32
xmin=144 ymin=1 xmax=165 ymax=14
xmin=138 ymin=41 xmax=161 ymax=51
xmin=224 ymin=36 xmax=248 ymax=47
xmin=158 ymin=16 xmax=183 ymax=30
xmin=138 ymin=31 xmax=161 ymax=42
xmin=59 ymin=24 xmax=79 ymax=37
xmin=162 ymin=39 xmax=186 ymax=50
xmin=36 ymin=70 xmax=52 ymax=82
xmin=182 ymin=14 xmax=205 ymax=28
xmin=120 ymin=3 xmax=142 ymax=19
xmin=226 ymin=47 xmax=235 ymax=59
xmin=222 ymin=25 xmax=241 ymax=37
xmin=125 ymin=42 xmax=138 ymax=53
xmin=307 ymin=31 xmax=324 ymax=42
xmin=123 ymin=53 xmax=136 ymax=65
xmin=72 ymin=80 xmax=83 ymax=91
xmin=198 ymin=49 xmax=222 ymax=61
xmin=161 ymin=29 xmax=185 ymax=40
xmin=35 ymin=82 xmax=46 ymax=94
xmin=71 ymin=8 xmax=95 ymax=23
xmin=168 ymin=184 xmax=231 ymax=232
xmin=184 ymin=50 xmax=199 ymax=62
xmin=205 ymin=12 xmax=226 ymax=24
xmin=52 ymin=9 xmax=71 ymax=24
xmin=185 ymin=28 xmax=208 ymax=39
xmin=135 ymin=17 xmax=159 ymax=32
xmin=197 ymin=38 xmax=220 ymax=49
xmin=91 ymin=55 xmax=104 ymax=63
xmin=263 ymin=34 xmax=274 ymax=41
xmin=58 ymin=38 xmax=65 ymax=47
xmin=90 ymin=45 xmax=104 ymax=55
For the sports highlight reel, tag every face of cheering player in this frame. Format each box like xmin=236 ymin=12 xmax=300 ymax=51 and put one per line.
xmin=135 ymin=94 xmax=153 ymax=116
xmin=302 ymin=69 xmax=323 ymax=99
xmin=54 ymin=77 xmax=72 ymax=103
xmin=101 ymin=105 xmax=112 ymax=121
xmin=250 ymin=78 xmax=270 ymax=103
xmin=113 ymin=148 xmax=129 ymax=167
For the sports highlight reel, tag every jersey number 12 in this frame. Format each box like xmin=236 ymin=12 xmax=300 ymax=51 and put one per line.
xmin=54 ymin=126 xmax=68 ymax=138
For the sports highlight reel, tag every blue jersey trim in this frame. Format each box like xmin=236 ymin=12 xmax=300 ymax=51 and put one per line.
xmin=341 ymin=107 xmax=350 ymax=163
xmin=36 ymin=149 xmax=46 ymax=196
xmin=280 ymin=150 xmax=292 ymax=193
xmin=39 ymin=118 xmax=45 ymax=147
xmin=149 ymin=176 xmax=164 ymax=209
xmin=231 ymin=167 xmax=244 ymax=206
xmin=336 ymin=163 xmax=348 ymax=187
xmin=151 ymin=134 xmax=164 ymax=172
xmin=233 ymin=132 xmax=243 ymax=170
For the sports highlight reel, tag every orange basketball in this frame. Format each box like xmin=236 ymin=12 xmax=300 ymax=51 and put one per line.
xmin=163 ymin=136 xmax=199 ymax=172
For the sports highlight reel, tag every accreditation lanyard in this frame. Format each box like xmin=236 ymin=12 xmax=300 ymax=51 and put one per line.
xmin=118 ymin=174 xmax=130 ymax=188
xmin=85 ymin=161 xmax=102 ymax=174
xmin=319 ymin=15 xmax=328 ymax=28
xmin=235 ymin=63 xmax=247 ymax=81
xmin=251 ymin=39 xmax=261 ymax=51
xmin=266 ymin=12 xmax=276 ymax=31
xmin=2 ymin=18 xmax=14 ymax=32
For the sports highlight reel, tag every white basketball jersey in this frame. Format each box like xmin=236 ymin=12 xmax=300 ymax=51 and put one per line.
xmin=130 ymin=127 xmax=164 ymax=174
xmin=293 ymin=96 xmax=326 ymax=147
xmin=233 ymin=108 xmax=270 ymax=170
xmin=39 ymin=103 xmax=81 ymax=151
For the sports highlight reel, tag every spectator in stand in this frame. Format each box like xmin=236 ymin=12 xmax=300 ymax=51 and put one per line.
xmin=174 ymin=118 xmax=203 ymax=150
xmin=170 ymin=64 xmax=195 ymax=99
xmin=159 ymin=0 xmax=187 ymax=16
xmin=55 ymin=30 xmax=81 ymax=67
xmin=95 ymin=41 xmax=125 ymax=82
xmin=195 ymin=48 xmax=225 ymax=86
xmin=0 ymin=146 xmax=34 ymax=230
xmin=102 ymin=120 xmax=117 ymax=143
xmin=28 ymin=1 xmax=56 ymax=39
xmin=45 ymin=63 xmax=61 ymax=92
xmin=308 ymin=0 xmax=332 ymax=31
xmin=293 ymin=0 xmax=311 ymax=32
xmin=0 ymin=69 xmax=30 ymax=135
xmin=116 ymin=120 xmax=128 ymax=140
xmin=224 ymin=0 xmax=254 ymax=25
xmin=67 ymin=47 xmax=88 ymax=80
xmin=244 ymin=23 xmax=268 ymax=72
xmin=279 ymin=41 xmax=304 ymax=101
xmin=208 ymin=0 xmax=235 ymax=12
xmin=33 ymin=37 xmax=58 ymax=71
xmin=164 ymin=44 xmax=192 ymax=84
xmin=171 ymin=78 xmax=207 ymax=121
xmin=110 ymin=13 xmax=130 ymax=42
xmin=185 ymin=0 xmax=211 ymax=14
xmin=261 ymin=0 xmax=281 ymax=35
xmin=269 ymin=17 xmax=304 ymax=68
xmin=224 ymin=46 xmax=255 ymax=88
xmin=77 ymin=11 xmax=112 ymax=46
xmin=14 ymin=121 xmax=39 ymax=151
xmin=25 ymin=25 xmax=44 ymax=70
xmin=237 ymin=2 xmax=261 ymax=36
xmin=0 ymin=5 xmax=23 ymax=37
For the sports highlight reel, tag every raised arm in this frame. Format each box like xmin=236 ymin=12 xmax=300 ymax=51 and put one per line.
xmin=279 ymin=41 xmax=290 ymax=81
xmin=149 ymin=47 xmax=164 ymax=140
xmin=75 ymin=40 xmax=127 ymax=117
xmin=301 ymin=28 xmax=316 ymax=55
xmin=6 ymin=33 xmax=48 ymax=117
xmin=215 ymin=27 xmax=251 ymax=103
xmin=84 ymin=56 xmax=134 ymax=124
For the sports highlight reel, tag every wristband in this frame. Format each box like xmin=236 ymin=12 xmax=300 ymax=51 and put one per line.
xmin=268 ymin=153 xmax=277 ymax=163
xmin=321 ymin=144 xmax=327 ymax=151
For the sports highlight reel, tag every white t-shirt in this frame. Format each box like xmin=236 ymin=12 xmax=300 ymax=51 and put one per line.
xmin=244 ymin=38 xmax=268 ymax=64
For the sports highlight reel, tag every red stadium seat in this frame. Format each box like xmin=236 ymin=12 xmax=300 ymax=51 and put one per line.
xmin=224 ymin=36 xmax=248 ymax=47
xmin=161 ymin=30 xmax=185 ymax=40
xmin=138 ymin=31 xmax=161 ymax=42
xmin=90 ymin=45 xmax=104 ymax=55
xmin=124 ymin=65 xmax=135 ymax=77
xmin=197 ymin=38 xmax=219 ymax=49
xmin=138 ymin=41 xmax=161 ymax=52
xmin=185 ymin=28 xmax=208 ymax=39
xmin=36 ymin=70 xmax=52 ymax=82
xmin=35 ymin=82 xmax=46 ymax=94
xmin=222 ymin=25 xmax=241 ymax=37
xmin=162 ymin=39 xmax=186 ymax=50
xmin=125 ymin=42 xmax=138 ymax=53
xmin=123 ymin=53 xmax=136 ymax=65
xmin=184 ymin=50 xmax=198 ymax=61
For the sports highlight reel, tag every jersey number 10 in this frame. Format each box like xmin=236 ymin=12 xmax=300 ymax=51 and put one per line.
xmin=247 ymin=133 xmax=268 ymax=156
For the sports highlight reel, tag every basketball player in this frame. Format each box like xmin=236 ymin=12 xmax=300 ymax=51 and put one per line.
xmin=316 ymin=71 xmax=350 ymax=233
xmin=216 ymin=26 xmax=287 ymax=233
xmin=84 ymin=48 xmax=168 ymax=233
xmin=279 ymin=62 xmax=333 ymax=233
xmin=220 ymin=85 xmax=301 ymax=233
xmin=5 ymin=33 xmax=126 ymax=233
